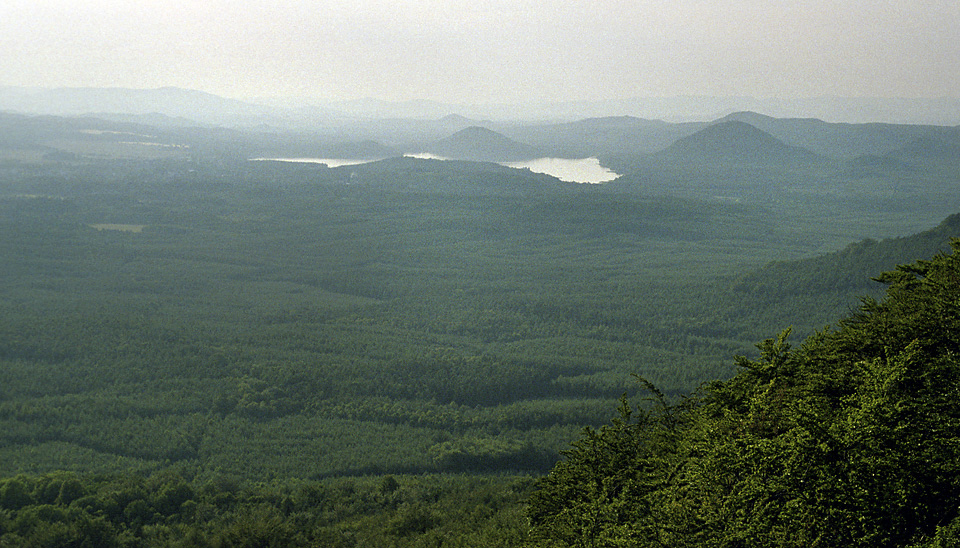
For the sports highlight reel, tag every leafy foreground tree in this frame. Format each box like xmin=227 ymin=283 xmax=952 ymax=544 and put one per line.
xmin=528 ymin=240 xmax=960 ymax=548
xmin=0 ymin=472 xmax=531 ymax=547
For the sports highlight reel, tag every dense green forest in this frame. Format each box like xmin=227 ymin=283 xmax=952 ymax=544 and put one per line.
xmin=528 ymin=241 xmax=960 ymax=547
xmin=1 ymin=111 xmax=959 ymax=545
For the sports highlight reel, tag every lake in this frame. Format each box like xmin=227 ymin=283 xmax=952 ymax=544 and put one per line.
xmin=249 ymin=158 xmax=378 ymax=168
xmin=500 ymin=157 xmax=619 ymax=184
xmin=250 ymin=156 xmax=620 ymax=184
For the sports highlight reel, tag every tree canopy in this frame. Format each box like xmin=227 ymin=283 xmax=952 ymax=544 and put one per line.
xmin=528 ymin=240 xmax=960 ymax=548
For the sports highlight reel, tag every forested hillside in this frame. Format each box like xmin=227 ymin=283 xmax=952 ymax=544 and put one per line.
xmin=2 ymin=224 xmax=958 ymax=546
xmin=1 ymin=110 xmax=959 ymax=546
xmin=528 ymin=240 xmax=960 ymax=548
xmin=0 ymin=157 xmax=819 ymax=482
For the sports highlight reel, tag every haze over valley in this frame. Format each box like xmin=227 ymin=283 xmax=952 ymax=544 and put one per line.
xmin=2 ymin=1 xmax=960 ymax=545
xmin=2 ymin=92 xmax=959 ymax=546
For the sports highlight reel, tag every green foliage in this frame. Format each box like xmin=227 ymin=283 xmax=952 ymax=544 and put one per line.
xmin=3 ymin=140 xmax=960 ymax=546
xmin=528 ymin=241 xmax=960 ymax=547
xmin=0 ymin=472 xmax=531 ymax=547
xmin=2 ymin=156 xmax=864 ymax=481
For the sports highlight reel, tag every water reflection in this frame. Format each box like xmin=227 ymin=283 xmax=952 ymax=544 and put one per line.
xmin=405 ymin=154 xmax=619 ymax=183
xmin=249 ymin=156 xmax=620 ymax=184
xmin=501 ymin=157 xmax=619 ymax=184
xmin=249 ymin=158 xmax=381 ymax=168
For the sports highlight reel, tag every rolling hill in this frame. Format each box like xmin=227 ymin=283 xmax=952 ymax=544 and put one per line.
xmin=416 ymin=126 xmax=542 ymax=162
xmin=501 ymin=115 xmax=701 ymax=158
xmin=656 ymin=120 xmax=824 ymax=166
xmin=723 ymin=212 xmax=960 ymax=337
xmin=717 ymin=111 xmax=946 ymax=159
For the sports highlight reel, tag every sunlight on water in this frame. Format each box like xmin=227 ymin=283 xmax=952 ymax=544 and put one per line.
xmin=250 ymin=156 xmax=620 ymax=184
xmin=501 ymin=157 xmax=619 ymax=184
xmin=249 ymin=158 xmax=383 ymax=168
xmin=402 ymin=153 xmax=448 ymax=161
xmin=403 ymin=154 xmax=619 ymax=184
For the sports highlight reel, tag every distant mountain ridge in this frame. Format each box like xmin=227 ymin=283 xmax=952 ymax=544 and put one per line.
xmin=502 ymin=116 xmax=698 ymax=157
xmin=716 ymin=111 xmax=950 ymax=159
xmin=0 ymin=86 xmax=277 ymax=128
xmin=3 ymin=86 xmax=960 ymax=128
xmin=419 ymin=126 xmax=541 ymax=162
xmin=657 ymin=120 xmax=822 ymax=165
xmin=887 ymin=125 xmax=960 ymax=163
xmin=1 ymin=100 xmax=955 ymax=177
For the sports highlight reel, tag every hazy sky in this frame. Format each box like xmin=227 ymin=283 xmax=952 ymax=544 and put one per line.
xmin=2 ymin=0 xmax=958 ymax=104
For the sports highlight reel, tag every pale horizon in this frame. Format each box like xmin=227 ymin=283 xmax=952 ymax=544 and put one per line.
xmin=2 ymin=0 xmax=958 ymax=107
